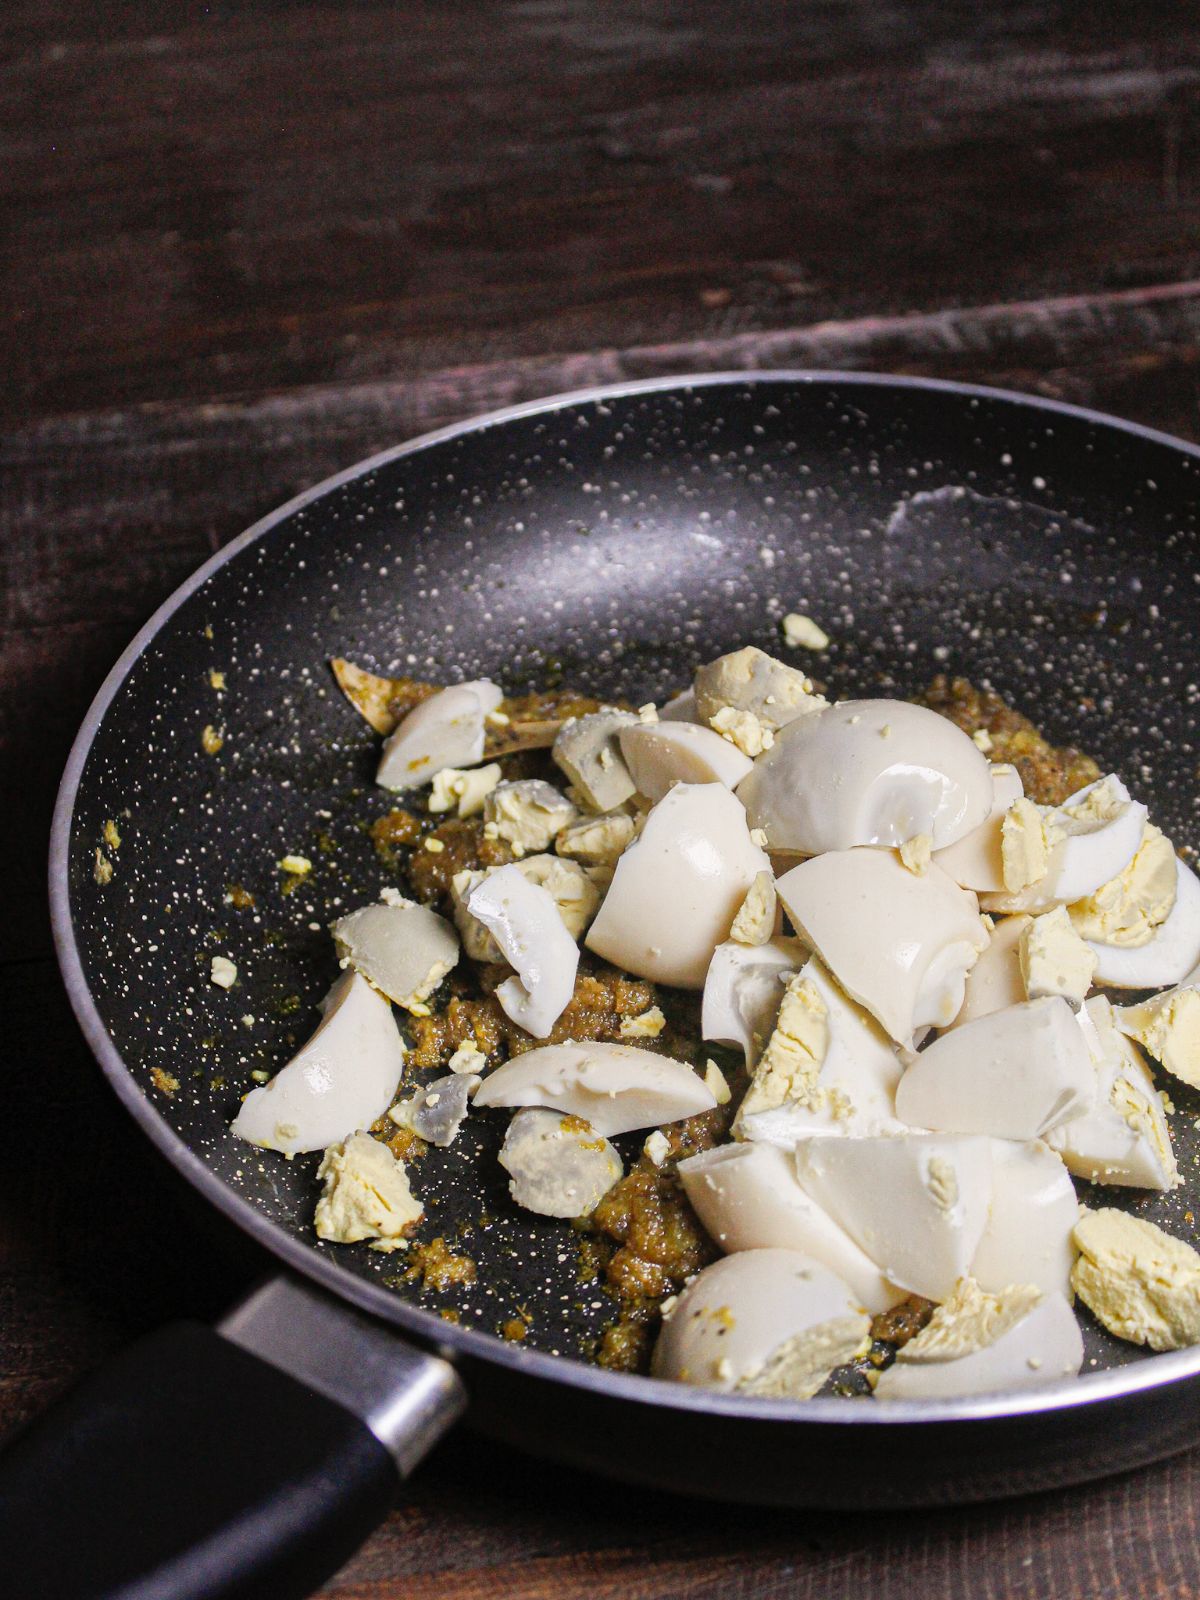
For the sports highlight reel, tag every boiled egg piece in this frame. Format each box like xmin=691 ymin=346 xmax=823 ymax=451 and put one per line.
xmin=737 ymin=699 xmax=992 ymax=855
xmin=650 ymin=1248 xmax=871 ymax=1397
xmin=983 ymin=774 xmax=1147 ymax=911
xmin=659 ymin=687 xmax=700 ymax=723
xmin=873 ymin=1279 xmax=1082 ymax=1400
xmin=330 ymin=899 xmax=459 ymax=1012
xmin=466 ymin=865 xmax=579 ymax=1038
xmin=678 ymin=1143 xmax=904 ymax=1313
xmin=232 ymin=971 xmax=406 ymax=1154
xmin=1087 ymin=856 xmax=1200 ymax=988
xmin=701 ymin=936 xmax=803 ymax=1063
xmin=972 ymin=1140 xmax=1078 ymax=1301
xmin=894 ymin=997 xmax=1095 ymax=1141
xmin=585 ymin=782 xmax=770 ymax=988
xmin=472 ymin=1041 xmax=716 ymax=1135
xmin=943 ymin=913 xmax=1028 ymax=1031
xmin=498 ymin=1107 xmax=622 ymax=1218
xmin=932 ymin=764 xmax=1024 ymax=892
xmin=376 ymin=679 xmax=501 ymax=790
xmin=733 ymin=957 xmax=906 ymax=1144
xmin=1045 ymin=996 xmax=1178 ymax=1190
xmin=618 ymin=720 xmax=754 ymax=802
xmin=793 ymin=1134 xmax=993 ymax=1302
xmin=776 ymin=850 xmax=988 ymax=1047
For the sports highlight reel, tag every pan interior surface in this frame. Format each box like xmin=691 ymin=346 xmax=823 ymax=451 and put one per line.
xmin=62 ymin=376 xmax=1200 ymax=1400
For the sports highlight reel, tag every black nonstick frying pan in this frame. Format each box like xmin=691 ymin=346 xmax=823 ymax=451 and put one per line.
xmin=11 ymin=373 xmax=1200 ymax=1599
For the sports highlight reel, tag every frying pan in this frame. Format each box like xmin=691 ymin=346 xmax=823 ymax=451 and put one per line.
xmin=11 ymin=372 xmax=1200 ymax=1599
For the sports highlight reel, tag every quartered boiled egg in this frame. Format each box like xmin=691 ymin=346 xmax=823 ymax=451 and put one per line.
xmin=873 ymin=1279 xmax=1082 ymax=1400
xmin=466 ymin=865 xmax=579 ymax=1038
xmin=650 ymin=1248 xmax=871 ymax=1397
xmin=471 ymin=1041 xmax=717 ymax=1135
xmin=776 ymin=849 xmax=988 ymax=1047
xmin=1087 ymin=855 xmax=1200 ymax=988
xmin=794 ymin=1133 xmax=993 ymax=1302
xmin=677 ymin=1143 xmax=904 ymax=1312
xmin=737 ymin=699 xmax=993 ymax=855
xmin=585 ymin=782 xmax=771 ymax=988
xmin=618 ymin=720 xmax=754 ymax=801
xmin=932 ymin=764 xmax=1024 ymax=892
xmin=376 ymin=679 xmax=502 ymax=790
xmin=972 ymin=1140 xmax=1079 ymax=1301
xmin=330 ymin=898 xmax=460 ymax=1012
xmin=895 ymin=997 xmax=1095 ymax=1142
xmin=733 ymin=956 xmax=906 ymax=1143
xmin=985 ymin=774 xmax=1148 ymax=911
xmin=701 ymin=936 xmax=804 ymax=1063
xmin=232 ymin=970 xmax=407 ymax=1154
xmin=1045 ymin=996 xmax=1178 ymax=1190
xmin=943 ymin=913 xmax=1028 ymax=1031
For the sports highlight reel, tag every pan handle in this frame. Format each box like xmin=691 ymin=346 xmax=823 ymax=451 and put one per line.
xmin=0 ymin=1275 xmax=466 ymax=1600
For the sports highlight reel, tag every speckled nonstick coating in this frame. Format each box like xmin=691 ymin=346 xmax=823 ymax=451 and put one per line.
xmin=50 ymin=374 xmax=1200 ymax=1505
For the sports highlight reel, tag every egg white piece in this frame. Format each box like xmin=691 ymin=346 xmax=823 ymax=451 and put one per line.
xmin=498 ymin=1107 xmax=623 ymax=1218
xmin=794 ymin=1134 xmax=993 ymax=1302
xmin=895 ymin=997 xmax=1095 ymax=1141
xmin=677 ymin=1143 xmax=904 ymax=1312
xmin=1045 ymin=997 xmax=1179 ymax=1190
xmin=943 ymin=913 xmax=1029 ymax=1031
xmin=472 ymin=1041 xmax=717 ymax=1135
xmin=737 ymin=698 xmax=993 ymax=855
xmin=651 ymin=1248 xmax=871 ymax=1397
xmin=983 ymin=775 xmax=1147 ymax=913
xmin=466 ymin=865 xmax=579 ymax=1039
xmin=972 ymin=1140 xmax=1078 ymax=1300
xmin=932 ymin=764 xmax=1024 ymax=892
xmin=586 ymin=782 xmax=771 ymax=988
xmin=776 ymin=849 xmax=988 ymax=1047
xmin=619 ymin=720 xmax=754 ymax=802
xmin=701 ymin=937 xmax=804 ymax=1063
xmin=232 ymin=971 xmax=407 ymax=1155
xmin=376 ymin=680 xmax=501 ymax=790
xmin=658 ymin=687 xmax=700 ymax=723
xmin=874 ymin=1286 xmax=1082 ymax=1400
xmin=734 ymin=956 xmax=907 ymax=1143
xmin=1088 ymin=856 xmax=1200 ymax=988
xmin=330 ymin=900 xmax=460 ymax=1011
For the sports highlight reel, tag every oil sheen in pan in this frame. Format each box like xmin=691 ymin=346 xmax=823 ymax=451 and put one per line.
xmin=65 ymin=377 xmax=1200 ymax=1376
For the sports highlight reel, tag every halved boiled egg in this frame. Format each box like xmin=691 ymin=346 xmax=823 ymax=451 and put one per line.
xmin=466 ymin=864 xmax=579 ymax=1038
xmin=1087 ymin=855 xmax=1200 ymax=988
xmin=737 ymin=699 xmax=993 ymax=855
xmin=376 ymin=679 xmax=501 ymax=790
xmin=776 ymin=850 xmax=988 ymax=1047
xmin=471 ymin=1041 xmax=717 ymax=1135
xmin=232 ymin=970 xmax=406 ymax=1154
xmin=678 ymin=1143 xmax=904 ymax=1313
xmin=650 ymin=1248 xmax=871 ymax=1397
xmin=618 ymin=720 xmax=754 ymax=801
xmin=585 ymin=782 xmax=770 ymax=988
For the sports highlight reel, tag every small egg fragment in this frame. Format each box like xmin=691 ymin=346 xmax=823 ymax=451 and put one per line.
xmin=232 ymin=971 xmax=407 ymax=1154
xmin=586 ymin=782 xmax=771 ymax=988
xmin=943 ymin=914 xmax=1029 ymax=1031
xmin=552 ymin=710 xmax=639 ymax=811
xmin=873 ymin=1279 xmax=1082 ymax=1400
xmin=793 ymin=1134 xmax=993 ymax=1302
xmin=483 ymin=779 xmax=577 ymax=853
xmin=376 ymin=679 xmax=501 ymax=790
xmin=650 ymin=1248 xmax=872 ymax=1397
xmin=452 ymin=854 xmax=599 ymax=961
xmin=972 ymin=1140 xmax=1079 ymax=1301
xmin=659 ymin=687 xmax=700 ymax=723
xmin=466 ymin=865 xmax=579 ymax=1038
xmin=776 ymin=849 xmax=988 ymax=1047
xmin=330 ymin=899 xmax=460 ymax=1012
xmin=677 ymin=1143 xmax=904 ymax=1312
xmin=701 ymin=936 xmax=804 ymax=1063
xmin=895 ymin=998 xmax=1095 ymax=1141
xmin=737 ymin=699 xmax=993 ymax=855
xmin=498 ymin=1108 xmax=623 ymax=1218
xmin=314 ymin=1132 xmax=423 ymax=1248
xmin=1071 ymin=1208 xmax=1200 ymax=1352
xmin=618 ymin=720 xmax=753 ymax=802
xmin=389 ymin=1071 xmax=479 ymax=1147
xmin=932 ymin=764 xmax=1024 ymax=892
xmin=693 ymin=646 xmax=826 ymax=731
xmin=1087 ymin=856 xmax=1200 ymax=988
xmin=472 ymin=1041 xmax=717 ymax=1136
xmin=1114 ymin=977 xmax=1200 ymax=1088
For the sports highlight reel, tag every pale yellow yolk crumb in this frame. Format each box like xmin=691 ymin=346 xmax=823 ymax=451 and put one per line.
xmin=729 ymin=871 xmax=777 ymax=945
xmin=898 ymin=834 xmax=933 ymax=876
xmin=1001 ymin=797 xmax=1059 ymax=892
xmin=734 ymin=974 xmax=829 ymax=1123
xmin=895 ymin=1278 xmax=1041 ymax=1363
xmin=709 ymin=705 xmax=775 ymax=757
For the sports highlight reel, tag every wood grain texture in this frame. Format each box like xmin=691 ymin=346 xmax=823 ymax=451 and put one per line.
xmin=7 ymin=1 xmax=1200 ymax=1593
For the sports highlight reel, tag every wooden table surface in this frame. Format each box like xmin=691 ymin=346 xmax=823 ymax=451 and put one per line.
xmin=6 ymin=4 xmax=1200 ymax=1595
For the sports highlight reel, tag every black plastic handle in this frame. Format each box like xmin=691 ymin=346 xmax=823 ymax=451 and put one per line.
xmin=0 ymin=1321 xmax=401 ymax=1600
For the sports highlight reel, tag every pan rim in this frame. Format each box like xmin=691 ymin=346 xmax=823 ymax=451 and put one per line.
xmin=48 ymin=367 xmax=1200 ymax=1428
